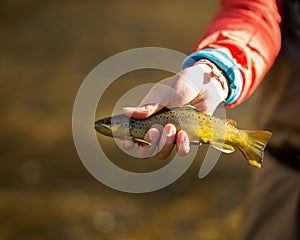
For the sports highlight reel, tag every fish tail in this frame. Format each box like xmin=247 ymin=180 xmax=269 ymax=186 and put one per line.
xmin=238 ymin=130 xmax=272 ymax=168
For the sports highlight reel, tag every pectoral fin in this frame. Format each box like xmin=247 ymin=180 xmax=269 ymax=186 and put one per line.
xmin=227 ymin=119 xmax=237 ymax=127
xmin=210 ymin=142 xmax=235 ymax=153
xmin=132 ymin=137 xmax=151 ymax=146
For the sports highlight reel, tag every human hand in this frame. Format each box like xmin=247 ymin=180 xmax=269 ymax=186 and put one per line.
xmin=119 ymin=61 xmax=229 ymax=159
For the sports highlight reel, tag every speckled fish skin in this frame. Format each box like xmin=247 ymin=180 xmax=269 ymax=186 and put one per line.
xmin=95 ymin=106 xmax=272 ymax=168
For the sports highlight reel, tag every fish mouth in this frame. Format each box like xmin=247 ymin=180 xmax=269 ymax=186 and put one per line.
xmin=94 ymin=120 xmax=111 ymax=134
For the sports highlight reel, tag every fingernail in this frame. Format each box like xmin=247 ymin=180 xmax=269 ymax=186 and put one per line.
xmin=179 ymin=131 xmax=190 ymax=153
xmin=165 ymin=125 xmax=176 ymax=137
xmin=123 ymin=107 xmax=137 ymax=112
xmin=184 ymin=133 xmax=190 ymax=152
xmin=123 ymin=106 xmax=153 ymax=113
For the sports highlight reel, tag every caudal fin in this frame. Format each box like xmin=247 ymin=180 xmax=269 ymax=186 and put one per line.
xmin=238 ymin=131 xmax=272 ymax=168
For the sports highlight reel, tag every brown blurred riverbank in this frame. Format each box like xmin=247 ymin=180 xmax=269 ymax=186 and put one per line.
xmin=0 ymin=1 xmax=260 ymax=239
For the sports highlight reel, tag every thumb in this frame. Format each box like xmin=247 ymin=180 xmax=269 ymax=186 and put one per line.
xmin=122 ymin=104 xmax=164 ymax=119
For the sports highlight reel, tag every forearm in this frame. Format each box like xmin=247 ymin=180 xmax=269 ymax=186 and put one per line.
xmin=183 ymin=0 xmax=282 ymax=107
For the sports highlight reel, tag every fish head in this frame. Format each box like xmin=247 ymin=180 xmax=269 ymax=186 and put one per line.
xmin=95 ymin=116 xmax=113 ymax=137
xmin=95 ymin=114 xmax=130 ymax=139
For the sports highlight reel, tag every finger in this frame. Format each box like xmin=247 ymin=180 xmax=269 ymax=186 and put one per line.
xmin=117 ymin=139 xmax=135 ymax=150
xmin=123 ymin=78 xmax=194 ymax=119
xmin=137 ymin=128 xmax=160 ymax=158
xmin=157 ymin=124 xmax=177 ymax=160
xmin=176 ymin=130 xmax=190 ymax=156
xmin=123 ymin=104 xmax=163 ymax=119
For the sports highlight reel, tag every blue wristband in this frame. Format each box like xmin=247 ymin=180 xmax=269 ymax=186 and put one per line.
xmin=181 ymin=48 xmax=243 ymax=105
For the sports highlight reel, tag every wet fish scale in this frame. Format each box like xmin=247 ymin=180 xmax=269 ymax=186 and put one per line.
xmin=95 ymin=106 xmax=272 ymax=168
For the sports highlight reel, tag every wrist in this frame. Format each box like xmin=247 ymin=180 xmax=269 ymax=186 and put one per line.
xmin=194 ymin=60 xmax=229 ymax=102
xmin=182 ymin=49 xmax=243 ymax=106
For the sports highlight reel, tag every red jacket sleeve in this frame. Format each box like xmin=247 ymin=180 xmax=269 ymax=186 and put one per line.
xmin=193 ymin=0 xmax=282 ymax=107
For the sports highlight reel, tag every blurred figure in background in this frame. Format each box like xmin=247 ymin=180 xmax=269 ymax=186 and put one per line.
xmin=240 ymin=0 xmax=300 ymax=239
xmin=121 ymin=0 xmax=300 ymax=239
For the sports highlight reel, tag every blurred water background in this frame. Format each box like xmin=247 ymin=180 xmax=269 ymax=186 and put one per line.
xmin=0 ymin=1 xmax=261 ymax=239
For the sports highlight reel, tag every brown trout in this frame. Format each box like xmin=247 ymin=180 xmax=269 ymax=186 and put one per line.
xmin=95 ymin=106 xmax=272 ymax=168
